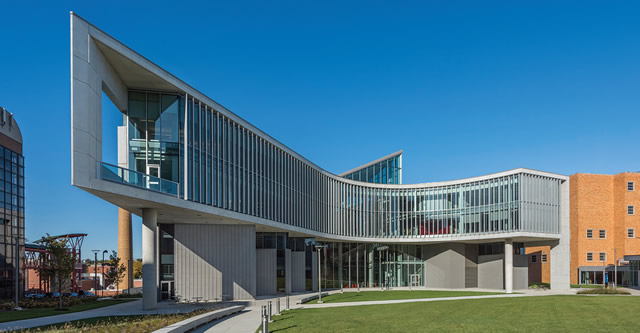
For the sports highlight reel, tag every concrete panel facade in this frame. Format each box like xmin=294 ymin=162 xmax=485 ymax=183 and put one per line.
xmin=174 ymin=224 xmax=256 ymax=301
xmin=285 ymin=249 xmax=292 ymax=295
xmin=478 ymin=254 xmax=504 ymax=290
xmin=424 ymin=243 xmax=466 ymax=288
xmin=464 ymin=244 xmax=478 ymax=288
xmin=312 ymin=252 xmax=318 ymax=291
xmin=256 ymin=249 xmax=277 ymax=296
xmin=291 ymin=252 xmax=306 ymax=292
xmin=513 ymin=255 xmax=528 ymax=290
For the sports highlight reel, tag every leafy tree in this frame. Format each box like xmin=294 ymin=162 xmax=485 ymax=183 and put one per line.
xmin=104 ymin=251 xmax=127 ymax=296
xmin=36 ymin=234 xmax=75 ymax=309
xmin=133 ymin=258 xmax=143 ymax=279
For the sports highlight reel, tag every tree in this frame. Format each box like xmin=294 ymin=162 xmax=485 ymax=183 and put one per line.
xmin=104 ymin=251 xmax=126 ymax=296
xmin=133 ymin=258 xmax=143 ymax=279
xmin=36 ymin=234 xmax=75 ymax=309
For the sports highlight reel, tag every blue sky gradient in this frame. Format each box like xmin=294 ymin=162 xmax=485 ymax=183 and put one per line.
xmin=1 ymin=1 xmax=639 ymax=258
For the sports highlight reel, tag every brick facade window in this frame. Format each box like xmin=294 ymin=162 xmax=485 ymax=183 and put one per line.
xmin=629 ymin=206 xmax=635 ymax=215
xmin=599 ymin=229 xmax=606 ymax=239
xmin=599 ymin=252 xmax=606 ymax=261
xmin=587 ymin=252 xmax=593 ymax=261
xmin=629 ymin=229 xmax=635 ymax=238
xmin=629 ymin=182 xmax=635 ymax=191
xmin=541 ymin=253 xmax=548 ymax=263
xmin=586 ymin=229 xmax=593 ymax=238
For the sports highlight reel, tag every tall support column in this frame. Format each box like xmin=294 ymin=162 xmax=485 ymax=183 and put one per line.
xmin=505 ymin=239 xmax=513 ymax=294
xmin=142 ymin=208 xmax=157 ymax=310
xmin=551 ymin=178 xmax=571 ymax=291
xmin=118 ymin=208 xmax=133 ymax=291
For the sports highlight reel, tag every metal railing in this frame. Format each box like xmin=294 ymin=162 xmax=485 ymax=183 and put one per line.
xmin=97 ymin=161 xmax=179 ymax=197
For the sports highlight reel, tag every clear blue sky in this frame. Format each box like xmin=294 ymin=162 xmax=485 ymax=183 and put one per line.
xmin=1 ymin=1 xmax=639 ymax=259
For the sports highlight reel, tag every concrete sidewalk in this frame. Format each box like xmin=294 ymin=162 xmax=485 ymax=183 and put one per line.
xmin=0 ymin=299 xmax=236 ymax=331
xmin=193 ymin=288 xmax=578 ymax=333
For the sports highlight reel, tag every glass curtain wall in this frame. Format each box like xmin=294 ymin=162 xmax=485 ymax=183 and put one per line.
xmin=127 ymin=91 xmax=182 ymax=185
xmin=320 ymin=242 xmax=424 ymax=289
xmin=342 ymin=154 xmax=401 ymax=184
xmin=0 ymin=147 xmax=24 ymax=298
xmin=127 ymin=91 xmax=563 ymax=240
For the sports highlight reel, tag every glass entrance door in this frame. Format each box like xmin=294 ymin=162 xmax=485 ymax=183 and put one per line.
xmin=160 ymin=281 xmax=174 ymax=300
xmin=147 ymin=164 xmax=160 ymax=190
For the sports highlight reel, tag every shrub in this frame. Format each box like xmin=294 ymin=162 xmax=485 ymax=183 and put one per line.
xmin=577 ymin=288 xmax=630 ymax=295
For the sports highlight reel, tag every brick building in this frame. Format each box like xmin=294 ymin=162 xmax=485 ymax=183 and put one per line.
xmin=527 ymin=172 xmax=640 ymax=286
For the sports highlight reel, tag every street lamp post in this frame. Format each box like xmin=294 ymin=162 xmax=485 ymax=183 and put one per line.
xmin=102 ymin=250 xmax=108 ymax=296
xmin=314 ymin=245 xmax=326 ymax=303
xmin=14 ymin=237 xmax=20 ymax=310
xmin=91 ymin=250 xmax=99 ymax=296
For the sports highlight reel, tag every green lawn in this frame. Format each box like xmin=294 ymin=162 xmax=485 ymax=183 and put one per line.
xmin=0 ymin=299 xmax=133 ymax=323
xmin=305 ymin=290 xmax=504 ymax=304
xmin=269 ymin=296 xmax=640 ymax=332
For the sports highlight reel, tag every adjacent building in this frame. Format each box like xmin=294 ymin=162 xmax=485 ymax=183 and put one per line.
xmin=70 ymin=13 xmax=570 ymax=309
xmin=0 ymin=106 xmax=24 ymax=299
xmin=570 ymin=172 xmax=640 ymax=286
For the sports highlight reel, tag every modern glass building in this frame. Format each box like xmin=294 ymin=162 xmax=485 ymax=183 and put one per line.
xmin=341 ymin=151 xmax=402 ymax=184
xmin=0 ymin=106 xmax=24 ymax=299
xmin=70 ymin=13 xmax=570 ymax=309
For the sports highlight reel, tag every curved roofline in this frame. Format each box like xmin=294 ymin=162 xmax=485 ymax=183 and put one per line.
xmin=339 ymin=150 xmax=403 ymax=177
xmin=72 ymin=12 xmax=568 ymax=190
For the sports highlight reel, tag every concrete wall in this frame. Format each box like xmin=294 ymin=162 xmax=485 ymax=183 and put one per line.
xmin=514 ymin=255 xmax=528 ymax=290
xmin=291 ymin=251 xmax=306 ymax=292
xmin=312 ymin=251 xmax=318 ymax=291
xmin=256 ymin=249 xmax=277 ymax=296
xmin=478 ymin=254 xmax=504 ymax=289
xmin=465 ymin=244 xmax=478 ymax=288
xmin=285 ymin=249 xmax=292 ymax=294
xmin=424 ymin=243 xmax=466 ymax=288
xmin=174 ymin=224 xmax=256 ymax=301
xmin=71 ymin=14 xmax=127 ymax=189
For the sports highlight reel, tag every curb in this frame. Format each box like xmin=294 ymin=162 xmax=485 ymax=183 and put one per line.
xmin=152 ymin=305 xmax=244 ymax=333
xmin=297 ymin=292 xmax=328 ymax=304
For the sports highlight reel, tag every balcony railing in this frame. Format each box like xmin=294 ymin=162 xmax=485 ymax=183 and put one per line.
xmin=97 ymin=161 xmax=179 ymax=197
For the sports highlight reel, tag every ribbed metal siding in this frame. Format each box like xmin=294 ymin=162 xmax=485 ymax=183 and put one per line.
xmin=174 ymin=224 xmax=256 ymax=301
xmin=291 ymin=251 xmax=306 ymax=292
xmin=256 ymin=249 xmax=277 ymax=296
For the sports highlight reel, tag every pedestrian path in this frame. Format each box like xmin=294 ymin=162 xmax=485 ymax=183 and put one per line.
xmin=194 ymin=288 xmax=578 ymax=333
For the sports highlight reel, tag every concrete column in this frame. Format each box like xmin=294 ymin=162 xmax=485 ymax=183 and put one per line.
xmin=505 ymin=239 xmax=513 ymax=294
xmin=142 ymin=208 xmax=157 ymax=310
xmin=368 ymin=248 xmax=374 ymax=287
xmin=118 ymin=208 xmax=133 ymax=291
xmin=551 ymin=179 xmax=571 ymax=291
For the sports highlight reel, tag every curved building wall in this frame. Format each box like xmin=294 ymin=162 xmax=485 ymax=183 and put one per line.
xmin=124 ymin=91 xmax=564 ymax=240
xmin=70 ymin=13 xmax=571 ymax=302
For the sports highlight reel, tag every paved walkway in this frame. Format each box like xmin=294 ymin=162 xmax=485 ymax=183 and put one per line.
xmin=193 ymin=288 xmax=578 ymax=333
xmin=0 ymin=299 xmax=236 ymax=331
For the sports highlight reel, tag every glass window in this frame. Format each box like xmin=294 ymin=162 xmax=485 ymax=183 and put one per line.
xmin=586 ymin=229 xmax=593 ymax=239
xmin=628 ymin=182 xmax=635 ymax=191
xmin=587 ymin=252 xmax=593 ymax=261
xmin=599 ymin=252 xmax=606 ymax=262
xmin=531 ymin=255 xmax=537 ymax=263
xmin=160 ymin=95 xmax=180 ymax=143
xmin=599 ymin=229 xmax=606 ymax=239
xmin=629 ymin=229 xmax=635 ymax=238
xmin=629 ymin=206 xmax=635 ymax=215
xmin=541 ymin=253 xmax=548 ymax=263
